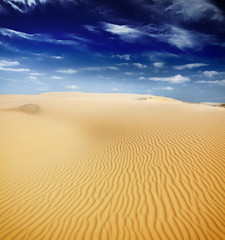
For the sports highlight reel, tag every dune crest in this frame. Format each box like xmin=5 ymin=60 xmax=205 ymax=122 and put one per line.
xmin=148 ymin=95 xmax=184 ymax=103
xmin=0 ymin=92 xmax=225 ymax=240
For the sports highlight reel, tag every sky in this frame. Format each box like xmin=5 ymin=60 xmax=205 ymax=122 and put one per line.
xmin=0 ymin=0 xmax=225 ymax=102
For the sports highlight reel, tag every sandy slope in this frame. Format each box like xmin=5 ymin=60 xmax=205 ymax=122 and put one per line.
xmin=0 ymin=92 xmax=225 ymax=240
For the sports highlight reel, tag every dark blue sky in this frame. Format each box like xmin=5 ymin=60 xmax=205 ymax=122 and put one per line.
xmin=0 ymin=0 xmax=225 ymax=102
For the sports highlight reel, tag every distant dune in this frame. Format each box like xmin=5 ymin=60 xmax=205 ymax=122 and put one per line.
xmin=0 ymin=92 xmax=225 ymax=240
xmin=200 ymin=102 xmax=225 ymax=108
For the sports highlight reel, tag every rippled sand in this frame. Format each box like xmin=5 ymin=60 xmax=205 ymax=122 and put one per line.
xmin=0 ymin=92 xmax=225 ymax=240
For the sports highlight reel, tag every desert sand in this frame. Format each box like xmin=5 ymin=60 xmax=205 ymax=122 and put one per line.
xmin=0 ymin=92 xmax=225 ymax=240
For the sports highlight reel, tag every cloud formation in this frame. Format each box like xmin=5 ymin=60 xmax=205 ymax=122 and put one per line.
xmin=174 ymin=63 xmax=208 ymax=70
xmin=133 ymin=63 xmax=147 ymax=69
xmin=0 ymin=27 xmax=80 ymax=47
xmin=103 ymin=23 xmax=144 ymax=42
xmin=166 ymin=0 xmax=224 ymax=22
xmin=149 ymin=74 xmax=190 ymax=84
xmin=51 ymin=75 xmax=63 ymax=79
xmin=65 ymin=85 xmax=79 ymax=89
xmin=0 ymin=59 xmax=30 ymax=72
xmin=153 ymin=62 xmax=164 ymax=68
xmin=2 ymin=0 xmax=75 ymax=13
xmin=81 ymin=66 xmax=118 ymax=71
xmin=57 ymin=69 xmax=77 ymax=74
xmin=202 ymin=71 xmax=221 ymax=78
xmin=114 ymin=54 xmax=130 ymax=61
xmin=198 ymin=80 xmax=225 ymax=86
xmin=152 ymin=86 xmax=174 ymax=91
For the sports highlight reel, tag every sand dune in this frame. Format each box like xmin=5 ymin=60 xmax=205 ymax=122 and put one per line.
xmin=0 ymin=92 xmax=225 ymax=240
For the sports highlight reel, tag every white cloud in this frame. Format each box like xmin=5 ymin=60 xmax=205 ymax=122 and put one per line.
xmin=104 ymin=23 xmax=144 ymax=42
xmin=27 ymin=75 xmax=45 ymax=86
xmin=147 ymin=51 xmax=178 ymax=60
xmin=4 ymin=0 xmax=56 ymax=13
xmin=152 ymin=86 xmax=174 ymax=91
xmin=115 ymin=54 xmax=130 ymax=61
xmin=166 ymin=0 xmax=224 ymax=22
xmin=174 ymin=63 xmax=208 ymax=70
xmin=0 ymin=67 xmax=30 ymax=72
xmin=51 ymin=75 xmax=63 ymax=79
xmin=148 ymin=25 xmax=213 ymax=50
xmin=111 ymin=87 xmax=119 ymax=91
xmin=30 ymin=72 xmax=42 ymax=76
xmin=84 ymin=25 xmax=98 ymax=32
xmin=29 ymin=76 xmax=38 ymax=80
xmin=138 ymin=76 xmax=147 ymax=80
xmin=167 ymin=27 xmax=200 ymax=49
xmin=117 ymin=63 xmax=129 ymax=66
xmin=104 ymin=23 xmax=137 ymax=34
xmin=81 ymin=66 xmax=118 ymax=71
xmin=57 ymin=69 xmax=77 ymax=74
xmin=0 ymin=27 xmax=32 ymax=39
xmin=162 ymin=86 xmax=173 ymax=90
xmin=124 ymin=72 xmax=133 ymax=75
xmin=198 ymin=80 xmax=225 ymax=86
xmin=0 ymin=59 xmax=30 ymax=72
xmin=202 ymin=71 xmax=220 ymax=78
xmin=107 ymin=66 xmax=118 ymax=70
xmin=149 ymin=74 xmax=190 ymax=84
xmin=65 ymin=85 xmax=79 ymax=89
xmin=133 ymin=63 xmax=147 ymax=69
xmin=153 ymin=62 xmax=164 ymax=68
xmin=0 ymin=60 xmax=19 ymax=67
xmin=0 ymin=27 xmax=79 ymax=47
xmin=51 ymin=56 xmax=63 ymax=59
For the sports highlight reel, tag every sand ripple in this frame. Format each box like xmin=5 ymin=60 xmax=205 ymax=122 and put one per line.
xmin=0 ymin=93 xmax=225 ymax=240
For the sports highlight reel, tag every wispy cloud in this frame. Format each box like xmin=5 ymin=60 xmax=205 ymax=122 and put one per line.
xmin=117 ymin=63 xmax=129 ymax=66
xmin=149 ymin=74 xmax=190 ymax=84
xmin=84 ymin=25 xmax=98 ymax=32
xmin=29 ymin=72 xmax=42 ymax=76
xmin=51 ymin=56 xmax=63 ymax=59
xmin=163 ymin=86 xmax=173 ymax=90
xmin=198 ymin=80 xmax=225 ymax=86
xmin=153 ymin=62 xmax=164 ymax=68
xmin=165 ymin=26 xmax=210 ymax=50
xmin=0 ymin=27 xmax=79 ymax=47
xmin=0 ymin=59 xmax=30 ymax=72
xmin=174 ymin=63 xmax=208 ymax=70
xmin=152 ymin=86 xmax=174 ymax=91
xmin=51 ymin=75 xmax=63 ymax=79
xmin=138 ymin=76 xmax=147 ymax=80
xmin=202 ymin=71 xmax=225 ymax=78
xmin=0 ymin=60 xmax=19 ymax=67
xmin=65 ymin=85 xmax=79 ymax=89
xmin=3 ymin=0 xmax=73 ymax=13
xmin=111 ymin=87 xmax=119 ymax=91
xmin=103 ymin=23 xmax=144 ymax=42
xmin=27 ymin=75 xmax=46 ymax=86
xmin=148 ymin=51 xmax=178 ymax=61
xmin=166 ymin=0 xmax=224 ymax=22
xmin=81 ymin=66 xmax=118 ymax=71
xmin=113 ymin=54 xmax=130 ymax=61
xmin=56 ymin=69 xmax=77 ymax=74
xmin=147 ymin=25 xmax=214 ymax=50
xmin=133 ymin=63 xmax=147 ymax=69
xmin=124 ymin=72 xmax=133 ymax=75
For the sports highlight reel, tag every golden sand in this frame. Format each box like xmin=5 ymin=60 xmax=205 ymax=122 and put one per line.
xmin=0 ymin=92 xmax=225 ymax=240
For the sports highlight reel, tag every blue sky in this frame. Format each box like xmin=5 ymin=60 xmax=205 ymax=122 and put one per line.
xmin=0 ymin=0 xmax=225 ymax=102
